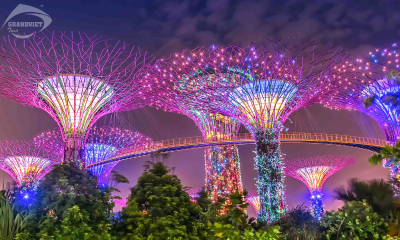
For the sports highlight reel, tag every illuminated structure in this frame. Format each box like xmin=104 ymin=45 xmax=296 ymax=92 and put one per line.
xmin=147 ymin=72 xmax=243 ymax=212
xmin=34 ymin=130 xmax=64 ymax=154
xmin=152 ymin=40 xmax=345 ymax=222
xmin=0 ymin=140 xmax=62 ymax=187
xmin=0 ymin=32 xmax=155 ymax=165
xmin=245 ymin=191 xmax=260 ymax=214
xmin=321 ymin=44 xmax=400 ymax=189
xmin=285 ymin=155 xmax=355 ymax=220
xmin=84 ymin=126 xmax=153 ymax=185
xmin=185 ymin=188 xmax=202 ymax=202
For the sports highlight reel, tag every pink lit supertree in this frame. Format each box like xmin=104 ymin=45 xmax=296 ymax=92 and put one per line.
xmin=245 ymin=191 xmax=260 ymax=214
xmin=0 ymin=32 xmax=156 ymax=165
xmin=0 ymin=140 xmax=62 ymax=188
xmin=185 ymin=188 xmax=202 ymax=202
xmin=320 ymin=44 xmax=400 ymax=191
xmin=285 ymin=155 xmax=355 ymax=220
xmin=147 ymin=67 xmax=243 ymax=213
xmin=151 ymin=40 xmax=346 ymax=222
xmin=84 ymin=126 xmax=153 ymax=185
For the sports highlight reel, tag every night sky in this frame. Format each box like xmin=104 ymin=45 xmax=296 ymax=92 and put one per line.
xmin=0 ymin=0 xmax=399 ymax=216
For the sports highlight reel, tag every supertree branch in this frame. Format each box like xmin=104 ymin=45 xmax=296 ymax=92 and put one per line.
xmin=0 ymin=31 xmax=158 ymax=165
xmin=245 ymin=191 xmax=261 ymax=213
xmin=0 ymin=140 xmax=62 ymax=187
xmin=34 ymin=130 xmax=64 ymax=155
xmin=148 ymin=40 xmax=346 ymax=223
xmin=285 ymin=155 xmax=355 ymax=220
xmin=84 ymin=126 xmax=153 ymax=185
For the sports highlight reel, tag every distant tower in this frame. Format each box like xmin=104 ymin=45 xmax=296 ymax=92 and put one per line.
xmin=285 ymin=155 xmax=355 ymax=220
xmin=0 ymin=140 xmax=62 ymax=188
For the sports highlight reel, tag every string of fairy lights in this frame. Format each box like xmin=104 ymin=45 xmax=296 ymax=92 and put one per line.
xmin=0 ymin=31 xmax=398 ymax=222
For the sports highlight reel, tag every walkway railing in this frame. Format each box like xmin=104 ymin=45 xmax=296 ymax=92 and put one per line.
xmin=86 ymin=132 xmax=390 ymax=168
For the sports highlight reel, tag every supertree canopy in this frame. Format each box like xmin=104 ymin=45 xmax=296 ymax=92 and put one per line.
xmin=84 ymin=126 xmax=153 ymax=185
xmin=321 ymin=43 xmax=400 ymax=187
xmin=285 ymin=155 xmax=354 ymax=220
xmin=0 ymin=140 xmax=62 ymax=188
xmin=185 ymin=188 xmax=202 ymax=202
xmin=147 ymin=66 xmax=244 ymax=213
xmin=151 ymin=40 xmax=345 ymax=222
xmin=0 ymin=32 xmax=156 ymax=165
xmin=34 ymin=130 xmax=64 ymax=154
xmin=245 ymin=191 xmax=260 ymax=214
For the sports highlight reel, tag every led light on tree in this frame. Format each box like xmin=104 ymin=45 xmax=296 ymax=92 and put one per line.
xmin=285 ymin=155 xmax=354 ymax=221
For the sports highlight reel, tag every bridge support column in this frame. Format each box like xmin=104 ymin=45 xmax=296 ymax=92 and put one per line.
xmin=205 ymin=144 xmax=243 ymax=214
xmin=254 ymin=129 xmax=286 ymax=223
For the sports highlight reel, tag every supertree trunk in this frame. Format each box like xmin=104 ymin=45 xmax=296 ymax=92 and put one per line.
xmin=310 ymin=190 xmax=324 ymax=221
xmin=254 ymin=130 xmax=286 ymax=223
xmin=64 ymin=138 xmax=84 ymax=167
xmin=391 ymin=163 xmax=400 ymax=196
xmin=205 ymin=144 xmax=243 ymax=213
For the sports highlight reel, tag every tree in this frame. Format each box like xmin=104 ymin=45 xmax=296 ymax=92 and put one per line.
xmin=206 ymin=191 xmax=281 ymax=240
xmin=116 ymin=162 xmax=208 ymax=239
xmin=17 ymin=163 xmax=114 ymax=239
xmin=369 ymin=142 xmax=400 ymax=167
xmin=321 ymin=201 xmax=389 ymax=240
xmin=0 ymin=190 xmax=24 ymax=239
xmin=364 ymin=70 xmax=400 ymax=108
xmin=272 ymin=205 xmax=323 ymax=240
xmin=32 ymin=205 xmax=112 ymax=240
xmin=334 ymin=178 xmax=394 ymax=216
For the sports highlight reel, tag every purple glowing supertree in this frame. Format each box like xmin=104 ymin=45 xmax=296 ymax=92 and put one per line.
xmin=185 ymin=188 xmax=202 ymax=202
xmin=320 ymin=44 xmax=400 ymax=190
xmin=151 ymin=40 xmax=345 ymax=222
xmin=84 ymin=126 xmax=153 ymax=185
xmin=285 ymin=155 xmax=355 ymax=220
xmin=147 ymin=68 xmax=243 ymax=212
xmin=0 ymin=32 xmax=156 ymax=165
xmin=245 ymin=191 xmax=260 ymax=214
xmin=0 ymin=140 xmax=62 ymax=188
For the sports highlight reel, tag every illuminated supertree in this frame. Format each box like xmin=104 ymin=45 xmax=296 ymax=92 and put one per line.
xmin=151 ymin=40 xmax=345 ymax=222
xmin=321 ymin=44 xmax=400 ymax=191
xmin=147 ymin=70 xmax=243 ymax=212
xmin=0 ymin=32 xmax=155 ymax=165
xmin=285 ymin=155 xmax=355 ymax=220
xmin=245 ymin=191 xmax=261 ymax=214
xmin=185 ymin=188 xmax=202 ymax=202
xmin=84 ymin=126 xmax=153 ymax=185
xmin=0 ymin=140 xmax=62 ymax=188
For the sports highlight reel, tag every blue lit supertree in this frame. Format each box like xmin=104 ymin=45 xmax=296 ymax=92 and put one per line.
xmin=152 ymin=40 xmax=346 ymax=222
xmin=285 ymin=155 xmax=355 ymax=220
xmin=321 ymin=44 xmax=400 ymax=193
xmin=84 ymin=126 xmax=153 ymax=185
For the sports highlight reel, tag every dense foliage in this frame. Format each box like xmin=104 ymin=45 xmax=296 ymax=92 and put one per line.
xmin=15 ymin=163 xmax=114 ymax=239
xmin=321 ymin=201 xmax=389 ymax=240
xmin=5 ymin=160 xmax=400 ymax=239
